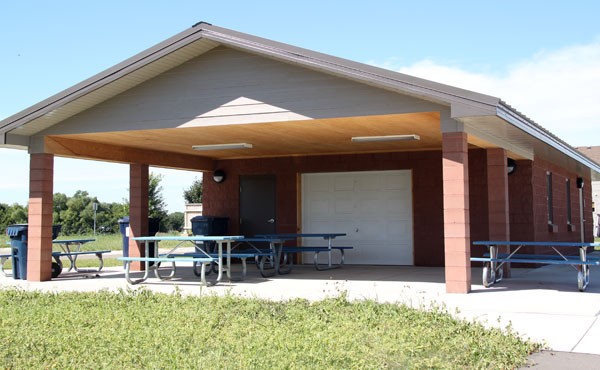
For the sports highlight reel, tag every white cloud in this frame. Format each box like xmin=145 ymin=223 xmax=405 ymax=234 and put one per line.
xmin=367 ymin=40 xmax=600 ymax=147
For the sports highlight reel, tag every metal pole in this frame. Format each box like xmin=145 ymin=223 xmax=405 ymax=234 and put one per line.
xmin=93 ymin=202 xmax=98 ymax=237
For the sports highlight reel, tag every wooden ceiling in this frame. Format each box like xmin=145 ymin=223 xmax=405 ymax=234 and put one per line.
xmin=45 ymin=112 xmax=502 ymax=169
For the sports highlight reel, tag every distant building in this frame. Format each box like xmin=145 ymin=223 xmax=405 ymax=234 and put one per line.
xmin=183 ymin=203 xmax=203 ymax=234
xmin=577 ymin=146 xmax=600 ymax=237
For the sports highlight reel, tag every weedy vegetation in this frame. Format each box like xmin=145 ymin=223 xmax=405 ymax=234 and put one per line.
xmin=0 ymin=289 xmax=539 ymax=369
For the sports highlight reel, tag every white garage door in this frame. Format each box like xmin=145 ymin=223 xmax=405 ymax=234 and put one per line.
xmin=301 ymin=170 xmax=413 ymax=265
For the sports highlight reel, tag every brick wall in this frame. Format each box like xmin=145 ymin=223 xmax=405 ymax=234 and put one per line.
xmin=532 ymin=156 xmax=593 ymax=245
xmin=204 ymin=151 xmax=445 ymax=266
xmin=202 ymin=150 xmax=594 ymax=267
xmin=468 ymin=149 xmax=489 ymax=258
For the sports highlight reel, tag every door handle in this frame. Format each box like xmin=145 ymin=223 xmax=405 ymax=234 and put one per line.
xmin=267 ymin=218 xmax=275 ymax=224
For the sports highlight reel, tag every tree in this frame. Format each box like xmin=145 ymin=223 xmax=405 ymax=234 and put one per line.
xmin=149 ymin=172 xmax=168 ymax=221
xmin=183 ymin=177 xmax=203 ymax=204
xmin=0 ymin=203 xmax=28 ymax=233
xmin=165 ymin=212 xmax=184 ymax=232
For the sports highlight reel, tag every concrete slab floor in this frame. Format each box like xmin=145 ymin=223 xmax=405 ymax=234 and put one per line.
xmin=1 ymin=262 xmax=600 ymax=357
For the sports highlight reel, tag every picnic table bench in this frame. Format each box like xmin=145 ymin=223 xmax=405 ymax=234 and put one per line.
xmin=1 ymin=239 xmax=110 ymax=278
xmin=472 ymin=241 xmax=600 ymax=292
xmin=256 ymin=233 xmax=352 ymax=272
xmin=51 ymin=239 xmax=110 ymax=277
xmin=119 ymin=256 xmax=218 ymax=286
xmin=0 ymin=254 xmax=11 ymax=277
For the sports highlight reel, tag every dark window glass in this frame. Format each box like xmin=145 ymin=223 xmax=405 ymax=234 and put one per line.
xmin=566 ymin=178 xmax=572 ymax=224
xmin=547 ymin=172 xmax=553 ymax=224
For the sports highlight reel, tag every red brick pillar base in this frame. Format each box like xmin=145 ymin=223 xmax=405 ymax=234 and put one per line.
xmin=486 ymin=148 xmax=511 ymax=277
xmin=27 ymin=153 xmax=54 ymax=281
xmin=442 ymin=132 xmax=471 ymax=293
xmin=128 ymin=164 xmax=149 ymax=271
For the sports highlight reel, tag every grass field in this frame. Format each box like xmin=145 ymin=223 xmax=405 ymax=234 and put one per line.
xmin=0 ymin=232 xmax=186 ymax=252
xmin=0 ymin=289 xmax=539 ymax=369
xmin=1 ymin=258 xmax=123 ymax=271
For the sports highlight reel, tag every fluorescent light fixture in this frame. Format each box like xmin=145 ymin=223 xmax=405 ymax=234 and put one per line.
xmin=351 ymin=134 xmax=420 ymax=143
xmin=192 ymin=143 xmax=253 ymax=151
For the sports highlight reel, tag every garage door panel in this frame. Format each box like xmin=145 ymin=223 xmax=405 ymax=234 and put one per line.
xmin=334 ymin=195 xmax=354 ymax=215
xmin=384 ymin=172 xmax=411 ymax=190
xmin=307 ymin=175 xmax=331 ymax=192
xmin=302 ymin=170 xmax=413 ymax=266
xmin=358 ymin=175 xmax=382 ymax=191
xmin=334 ymin=175 xmax=355 ymax=191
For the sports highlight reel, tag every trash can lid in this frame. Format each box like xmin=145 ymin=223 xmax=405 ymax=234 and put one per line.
xmin=118 ymin=216 xmax=130 ymax=223
xmin=6 ymin=224 xmax=28 ymax=237
xmin=191 ymin=216 xmax=229 ymax=221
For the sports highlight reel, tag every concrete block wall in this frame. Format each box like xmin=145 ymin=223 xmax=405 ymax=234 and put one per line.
xmin=204 ymin=150 xmax=445 ymax=267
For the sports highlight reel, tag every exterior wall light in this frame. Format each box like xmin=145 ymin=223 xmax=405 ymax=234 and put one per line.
xmin=213 ymin=170 xmax=226 ymax=183
xmin=507 ymin=158 xmax=517 ymax=175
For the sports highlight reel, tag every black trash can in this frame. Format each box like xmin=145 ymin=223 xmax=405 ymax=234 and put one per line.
xmin=118 ymin=216 xmax=161 ymax=266
xmin=191 ymin=216 xmax=228 ymax=255
xmin=190 ymin=216 xmax=228 ymax=236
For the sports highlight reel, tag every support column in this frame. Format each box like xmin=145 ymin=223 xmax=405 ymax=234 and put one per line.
xmin=27 ymin=153 xmax=54 ymax=281
xmin=486 ymin=149 xmax=511 ymax=277
xmin=442 ymin=132 xmax=471 ymax=293
xmin=128 ymin=164 xmax=149 ymax=271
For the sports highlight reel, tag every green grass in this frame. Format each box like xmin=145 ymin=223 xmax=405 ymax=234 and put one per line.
xmin=1 ymin=231 xmax=185 ymax=252
xmin=0 ymin=289 xmax=539 ymax=369
xmin=1 ymin=258 xmax=123 ymax=271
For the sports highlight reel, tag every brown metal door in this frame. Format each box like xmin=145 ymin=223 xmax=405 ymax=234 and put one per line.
xmin=239 ymin=175 xmax=277 ymax=237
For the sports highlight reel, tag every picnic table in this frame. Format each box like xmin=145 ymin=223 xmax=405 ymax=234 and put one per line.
xmin=52 ymin=239 xmax=110 ymax=277
xmin=121 ymin=236 xmax=243 ymax=285
xmin=174 ymin=237 xmax=291 ymax=279
xmin=256 ymin=233 xmax=352 ymax=271
xmin=1 ymin=239 xmax=110 ymax=278
xmin=471 ymin=241 xmax=600 ymax=292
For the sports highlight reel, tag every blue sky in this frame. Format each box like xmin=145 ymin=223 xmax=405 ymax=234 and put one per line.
xmin=1 ymin=1 xmax=600 ymax=212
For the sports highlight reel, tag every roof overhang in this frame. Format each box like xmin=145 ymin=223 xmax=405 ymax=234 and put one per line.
xmin=1 ymin=22 xmax=599 ymax=178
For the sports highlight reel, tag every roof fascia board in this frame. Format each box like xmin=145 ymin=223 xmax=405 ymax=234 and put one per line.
xmin=0 ymin=133 xmax=28 ymax=150
xmin=497 ymin=103 xmax=600 ymax=173
xmin=199 ymin=26 xmax=500 ymax=114
xmin=0 ymin=26 xmax=207 ymax=135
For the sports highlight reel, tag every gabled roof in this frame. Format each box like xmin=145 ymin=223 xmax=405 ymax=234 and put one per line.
xmin=1 ymin=22 xmax=599 ymax=175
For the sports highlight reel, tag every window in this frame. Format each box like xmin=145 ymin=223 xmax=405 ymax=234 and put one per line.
xmin=566 ymin=178 xmax=572 ymax=225
xmin=547 ymin=172 xmax=553 ymax=224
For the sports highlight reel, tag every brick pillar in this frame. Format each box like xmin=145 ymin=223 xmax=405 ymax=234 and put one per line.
xmin=486 ymin=148 xmax=511 ymax=277
xmin=442 ymin=132 xmax=471 ymax=293
xmin=27 ymin=153 xmax=54 ymax=281
xmin=129 ymin=164 xmax=149 ymax=271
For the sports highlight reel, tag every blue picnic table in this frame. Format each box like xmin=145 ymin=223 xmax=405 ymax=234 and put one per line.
xmin=255 ymin=233 xmax=352 ymax=271
xmin=52 ymin=239 xmax=110 ymax=276
xmin=472 ymin=241 xmax=600 ymax=291
xmin=121 ymin=236 xmax=289 ymax=286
